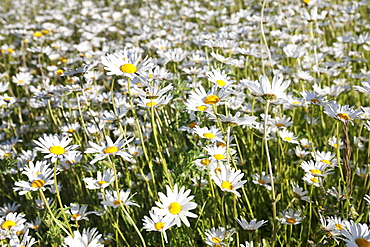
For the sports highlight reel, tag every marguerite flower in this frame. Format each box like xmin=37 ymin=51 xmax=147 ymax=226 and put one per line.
xmin=63 ymin=228 xmax=103 ymax=247
xmin=83 ymin=169 xmax=115 ymax=190
xmin=85 ymin=135 xmax=134 ymax=164
xmin=235 ymin=217 xmax=268 ymax=232
xmin=100 ymin=189 xmax=139 ymax=208
xmin=33 ymin=134 xmax=79 ymax=163
xmin=244 ymin=74 xmax=290 ymax=100
xmin=324 ymin=102 xmax=362 ymax=124
xmin=153 ymin=184 xmax=198 ymax=227
xmin=278 ymin=209 xmax=304 ymax=225
xmin=142 ymin=210 xmax=176 ymax=243
xmin=101 ymin=50 xmax=153 ymax=81
xmin=341 ymin=221 xmax=370 ymax=247
xmin=211 ymin=164 xmax=247 ymax=197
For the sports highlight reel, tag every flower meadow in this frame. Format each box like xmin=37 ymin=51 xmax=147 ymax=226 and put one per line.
xmin=1 ymin=0 xmax=370 ymax=246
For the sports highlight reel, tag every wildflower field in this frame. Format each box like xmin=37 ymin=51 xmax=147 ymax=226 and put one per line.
xmin=1 ymin=0 xmax=370 ymax=246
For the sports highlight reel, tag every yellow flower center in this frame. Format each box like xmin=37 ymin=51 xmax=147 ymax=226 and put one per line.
xmin=31 ymin=179 xmax=45 ymax=188
xmin=18 ymin=80 xmax=24 ymax=84
xmin=258 ymin=179 xmax=266 ymax=184
xmin=98 ymin=181 xmax=107 ymax=186
xmin=335 ymin=224 xmax=344 ymax=230
xmin=120 ymin=63 xmax=137 ymax=73
xmin=204 ymin=95 xmax=220 ymax=104
xmin=336 ymin=113 xmax=350 ymax=120
xmin=72 ymin=214 xmax=81 ymax=220
xmin=221 ymin=181 xmax=233 ymax=190
xmin=310 ymin=99 xmax=320 ymax=104
xmin=203 ymin=133 xmax=215 ymax=139
xmin=155 ymin=222 xmax=165 ymax=230
xmin=188 ymin=122 xmax=197 ymax=128
xmin=321 ymin=160 xmax=331 ymax=165
xmin=310 ymin=169 xmax=322 ymax=175
xmin=146 ymin=101 xmax=158 ymax=107
xmin=168 ymin=202 xmax=182 ymax=214
xmin=196 ymin=105 xmax=207 ymax=111
xmin=4 ymin=153 xmax=10 ymax=158
xmin=49 ymin=146 xmax=65 ymax=155
xmin=214 ymin=154 xmax=225 ymax=160
xmin=201 ymin=158 xmax=210 ymax=166
xmin=286 ymin=218 xmax=296 ymax=224
xmin=355 ymin=238 xmax=370 ymax=247
xmin=212 ymin=237 xmax=222 ymax=243
xmin=216 ymin=80 xmax=226 ymax=87
xmin=216 ymin=142 xmax=226 ymax=147
xmin=276 ymin=123 xmax=285 ymax=128
xmin=103 ymin=146 xmax=119 ymax=154
xmin=33 ymin=31 xmax=43 ymax=37
xmin=1 ymin=220 xmax=16 ymax=230
xmin=333 ymin=144 xmax=339 ymax=148
xmin=284 ymin=137 xmax=292 ymax=142
xmin=310 ymin=177 xmax=319 ymax=183
xmin=113 ymin=200 xmax=123 ymax=205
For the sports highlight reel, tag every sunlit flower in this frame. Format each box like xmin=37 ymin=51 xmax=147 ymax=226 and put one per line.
xmin=65 ymin=203 xmax=93 ymax=221
xmin=235 ymin=217 xmax=268 ymax=232
xmin=211 ymin=164 xmax=247 ymax=197
xmin=100 ymin=189 xmax=139 ymax=208
xmin=83 ymin=169 xmax=115 ymax=190
xmin=278 ymin=209 xmax=304 ymax=225
xmin=33 ymin=134 xmax=79 ymax=163
xmin=85 ymin=135 xmax=134 ymax=164
xmin=244 ymin=74 xmax=290 ymax=100
xmin=341 ymin=221 xmax=370 ymax=247
xmin=324 ymin=102 xmax=362 ymax=125
xmin=63 ymin=228 xmax=103 ymax=247
xmin=204 ymin=226 xmax=235 ymax=246
xmin=153 ymin=184 xmax=198 ymax=227
xmin=142 ymin=210 xmax=176 ymax=243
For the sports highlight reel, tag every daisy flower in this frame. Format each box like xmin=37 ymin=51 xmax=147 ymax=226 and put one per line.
xmin=311 ymin=150 xmax=338 ymax=167
xmin=301 ymin=90 xmax=327 ymax=105
xmin=101 ymin=50 xmax=153 ymax=81
xmin=291 ymin=182 xmax=310 ymax=202
xmin=212 ymin=112 xmax=258 ymax=128
xmin=302 ymin=173 xmax=322 ymax=187
xmin=193 ymin=125 xmax=224 ymax=143
xmin=65 ymin=203 xmax=93 ymax=221
xmin=0 ymin=212 xmax=27 ymax=235
xmin=142 ymin=210 xmax=176 ymax=243
xmin=341 ymin=221 xmax=370 ymax=247
xmin=33 ymin=134 xmax=79 ymax=163
xmin=153 ymin=184 xmax=198 ymax=227
xmin=279 ymin=129 xmax=299 ymax=144
xmin=63 ymin=228 xmax=103 ymax=247
xmin=204 ymin=226 xmax=235 ymax=246
xmin=13 ymin=162 xmax=55 ymax=195
xmin=278 ymin=209 xmax=304 ymax=225
xmin=324 ymin=102 xmax=362 ymax=124
xmin=205 ymin=144 xmax=235 ymax=161
xmin=235 ymin=217 xmax=268 ymax=232
xmin=300 ymin=160 xmax=333 ymax=177
xmin=83 ymin=169 xmax=115 ymax=190
xmin=328 ymin=136 xmax=344 ymax=149
xmin=100 ymin=189 xmax=139 ymax=208
xmin=188 ymin=85 xmax=231 ymax=106
xmin=251 ymin=171 xmax=273 ymax=190
xmin=9 ymin=229 xmax=37 ymax=246
xmin=353 ymin=78 xmax=370 ymax=94
xmin=85 ymin=135 xmax=134 ymax=164
xmin=244 ymin=74 xmax=290 ymax=100
xmin=211 ymin=164 xmax=247 ymax=197
xmin=0 ymin=202 xmax=20 ymax=216
xmin=207 ymin=69 xmax=233 ymax=88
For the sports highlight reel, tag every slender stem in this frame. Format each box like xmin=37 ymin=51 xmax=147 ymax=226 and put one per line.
xmin=264 ymin=100 xmax=277 ymax=246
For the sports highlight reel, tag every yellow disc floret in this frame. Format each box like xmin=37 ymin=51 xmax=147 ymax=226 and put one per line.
xmin=168 ymin=202 xmax=182 ymax=215
xmin=103 ymin=146 xmax=119 ymax=154
xmin=31 ymin=179 xmax=45 ymax=188
xmin=120 ymin=63 xmax=137 ymax=73
xmin=221 ymin=181 xmax=233 ymax=190
xmin=49 ymin=146 xmax=65 ymax=155
xmin=1 ymin=220 xmax=16 ymax=230
xmin=204 ymin=95 xmax=220 ymax=104
xmin=155 ymin=222 xmax=165 ymax=230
